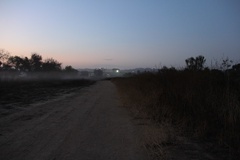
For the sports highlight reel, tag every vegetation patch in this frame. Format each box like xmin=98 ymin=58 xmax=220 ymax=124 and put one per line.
xmin=113 ymin=56 xmax=240 ymax=159
xmin=0 ymin=79 xmax=95 ymax=116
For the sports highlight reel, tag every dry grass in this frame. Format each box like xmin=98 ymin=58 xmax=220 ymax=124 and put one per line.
xmin=142 ymin=122 xmax=177 ymax=159
xmin=112 ymin=69 xmax=240 ymax=157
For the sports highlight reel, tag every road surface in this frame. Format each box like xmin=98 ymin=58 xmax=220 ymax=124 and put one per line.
xmin=0 ymin=81 xmax=148 ymax=160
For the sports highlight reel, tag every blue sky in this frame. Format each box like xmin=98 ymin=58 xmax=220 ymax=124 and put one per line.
xmin=0 ymin=0 xmax=240 ymax=69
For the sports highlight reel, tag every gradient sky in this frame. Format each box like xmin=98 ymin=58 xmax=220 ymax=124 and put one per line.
xmin=0 ymin=0 xmax=240 ymax=69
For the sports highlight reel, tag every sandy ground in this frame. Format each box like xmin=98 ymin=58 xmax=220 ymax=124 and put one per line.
xmin=0 ymin=81 xmax=148 ymax=160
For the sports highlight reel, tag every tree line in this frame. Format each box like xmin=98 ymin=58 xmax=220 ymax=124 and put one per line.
xmin=0 ymin=49 xmax=77 ymax=73
xmin=159 ymin=55 xmax=240 ymax=73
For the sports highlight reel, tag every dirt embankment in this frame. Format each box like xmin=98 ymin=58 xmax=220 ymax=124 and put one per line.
xmin=0 ymin=81 xmax=148 ymax=160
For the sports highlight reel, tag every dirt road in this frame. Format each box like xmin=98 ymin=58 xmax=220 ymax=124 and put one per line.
xmin=0 ymin=81 xmax=148 ymax=160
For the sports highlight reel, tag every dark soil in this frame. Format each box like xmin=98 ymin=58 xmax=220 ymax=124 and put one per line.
xmin=0 ymin=79 xmax=95 ymax=116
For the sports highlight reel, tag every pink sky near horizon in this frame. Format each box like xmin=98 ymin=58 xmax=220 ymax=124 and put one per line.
xmin=1 ymin=0 xmax=240 ymax=69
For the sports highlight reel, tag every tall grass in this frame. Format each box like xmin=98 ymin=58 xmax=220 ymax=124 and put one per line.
xmin=113 ymin=69 xmax=240 ymax=150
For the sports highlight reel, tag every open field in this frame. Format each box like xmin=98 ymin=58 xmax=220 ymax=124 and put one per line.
xmin=113 ymin=69 xmax=240 ymax=159
xmin=0 ymin=79 xmax=95 ymax=117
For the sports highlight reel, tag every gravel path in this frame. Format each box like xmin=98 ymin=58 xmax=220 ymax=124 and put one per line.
xmin=0 ymin=81 xmax=148 ymax=160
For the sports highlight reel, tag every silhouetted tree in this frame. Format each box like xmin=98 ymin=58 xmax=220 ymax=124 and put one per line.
xmin=0 ymin=49 xmax=10 ymax=69
xmin=185 ymin=55 xmax=206 ymax=71
xmin=30 ymin=53 xmax=43 ymax=71
xmin=185 ymin=57 xmax=195 ymax=70
xmin=63 ymin=65 xmax=78 ymax=76
xmin=232 ymin=63 xmax=240 ymax=72
xmin=7 ymin=56 xmax=25 ymax=71
xmin=195 ymin=55 xmax=206 ymax=70
xmin=1 ymin=63 xmax=12 ymax=71
xmin=42 ymin=58 xmax=62 ymax=71
xmin=64 ymin=65 xmax=77 ymax=72
xmin=22 ymin=57 xmax=31 ymax=72
xmin=221 ymin=57 xmax=233 ymax=71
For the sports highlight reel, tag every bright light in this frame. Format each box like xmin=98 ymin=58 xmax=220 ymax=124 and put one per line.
xmin=116 ymin=70 xmax=119 ymax=73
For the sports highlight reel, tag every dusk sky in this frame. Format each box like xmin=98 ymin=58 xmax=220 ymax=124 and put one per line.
xmin=0 ymin=0 xmax=240 ymax=69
